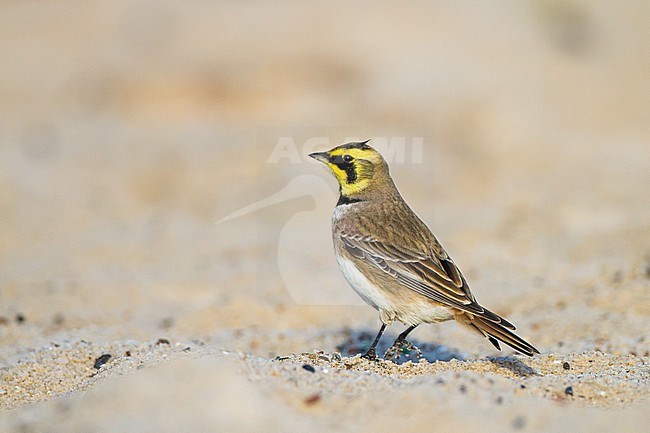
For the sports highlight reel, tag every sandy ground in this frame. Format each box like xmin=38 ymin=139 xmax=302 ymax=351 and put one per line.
xmin=1 ymin=1 xmax=649 ymax=432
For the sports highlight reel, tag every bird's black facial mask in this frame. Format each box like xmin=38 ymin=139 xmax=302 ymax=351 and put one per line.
xmin=329 ymin=154 xmax=358 ymax=183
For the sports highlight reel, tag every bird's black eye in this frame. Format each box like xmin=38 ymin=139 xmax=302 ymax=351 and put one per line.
xmin=343 ymin=155 xmax=353 ymax=163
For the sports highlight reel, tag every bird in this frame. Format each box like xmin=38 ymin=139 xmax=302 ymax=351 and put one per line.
xmin=309 ymin=140 xmax=539 ymax=360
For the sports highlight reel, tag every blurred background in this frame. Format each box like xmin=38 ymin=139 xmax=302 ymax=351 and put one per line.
xmin=1 ymin=1 xmax=648 ymax=357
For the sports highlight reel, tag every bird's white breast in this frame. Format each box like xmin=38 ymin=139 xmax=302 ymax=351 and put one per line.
xmin=332 ymin=203 xmax=351 ymax=221
xmin=336 ymin=255 xmax=392 ymax=312
xmin=332 ymin=202 xmax=454 ymax=326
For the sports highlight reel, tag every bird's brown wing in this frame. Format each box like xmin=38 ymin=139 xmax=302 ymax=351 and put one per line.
xmin=340 ymin=233 xmax=516 ymax=329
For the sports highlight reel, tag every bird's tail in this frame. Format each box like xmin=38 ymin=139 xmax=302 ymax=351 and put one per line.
xmin=458 ymin=312 xmax=540 ymax=357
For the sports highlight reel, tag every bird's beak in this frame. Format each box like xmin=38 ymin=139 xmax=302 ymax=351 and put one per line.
xmin=308 ymin=152 xmax=330 ymax=163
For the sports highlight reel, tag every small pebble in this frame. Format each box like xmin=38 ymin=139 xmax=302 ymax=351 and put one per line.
xmin=459 ymin=385 xmax=467 ymax=394
xmin=93 ymin=354 xmax=112 ymax=369
xmin=563 ymin=362 xmax=571 ymax=370
xmin=304 ymin=393 xmax=321 ymax=406
xmin=0 ymin=317 xmax=8 ymax=326
xmin=15 ymin=313 xmax=26 ymax=324
xmin=302 ymin=364 xmax=316 ymax=373
xmin=565 ymin=386 xmax=574 ymax=396
xmin=156 ymin=338 xmax=170 ymax=345
xmin=125 ymin=351 xmax=132 ymax=357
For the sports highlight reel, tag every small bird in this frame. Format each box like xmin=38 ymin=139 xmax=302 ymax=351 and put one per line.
xmin=309 ymin=141 xmax=539 ymax=359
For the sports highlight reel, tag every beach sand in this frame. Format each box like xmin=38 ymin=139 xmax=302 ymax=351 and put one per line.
xmin=1 ymin=1 xmax=649 ymax=431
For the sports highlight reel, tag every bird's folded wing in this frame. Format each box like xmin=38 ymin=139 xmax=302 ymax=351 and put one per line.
xmin=340 ymin=234 xmax=514 ymax=328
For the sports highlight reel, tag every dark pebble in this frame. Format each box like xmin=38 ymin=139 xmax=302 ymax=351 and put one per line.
xmin=302 ymin=364 xmax=316 ymax=373
xmin=125 ymin=351 xmax=132 ymax=357
xmin=93 ymin=354 xmax=112 ymax=369
xmin=459 ymin=385 xmax=467 ymax=394
xmin=563 ymin=362 xmax=571 ymax=370
xmin=156 ymin=338 xmax=170 ymax=345
xmin=15 ymin=313 xmax=26 ymax=324
xmin=520 ymin=384 xmax=526 ymax=389
xmin=496 ymin=396 xmax=503 ymax=405
xmin=565 ymin=386 xmax=574 ymax=396
xmin=304 ymin=393 xmax=321 ymax=406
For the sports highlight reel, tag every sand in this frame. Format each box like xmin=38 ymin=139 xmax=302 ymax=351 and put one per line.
xmin=1 ymin=1 xmax=649 ymax=432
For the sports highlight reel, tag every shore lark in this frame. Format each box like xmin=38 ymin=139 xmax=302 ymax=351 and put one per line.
xmin=309 ymin=141 xmax=539 ymax=359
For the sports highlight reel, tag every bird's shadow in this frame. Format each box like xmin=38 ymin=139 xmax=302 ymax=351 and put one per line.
xmin=335 ymin=328 xmax=465 ymax=364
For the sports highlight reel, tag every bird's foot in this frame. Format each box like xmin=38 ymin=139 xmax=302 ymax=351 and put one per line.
xmin=361 ymin=348 xmax=378 ymax=361
xmin=384 ymin=339 xmax=423 ymax=363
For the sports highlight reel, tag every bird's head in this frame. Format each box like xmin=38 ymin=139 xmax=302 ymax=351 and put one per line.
xmin=309 ymin=140 xmax=392 ymax=198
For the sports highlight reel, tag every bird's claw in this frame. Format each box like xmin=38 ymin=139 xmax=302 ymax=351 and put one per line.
xmin=384 ymin=339 xmax=423 ymax=362
xmin=361 ymin=348 xmax=378 ymax=361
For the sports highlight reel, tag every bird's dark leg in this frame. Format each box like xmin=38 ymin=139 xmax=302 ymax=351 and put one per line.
xmin=362 ymin=323 xmax=387 ymax=360
xmin=395 ymin=325 xmax=418 ymax=344
xmin=385 ymin=325 xmax=420 ymax=361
